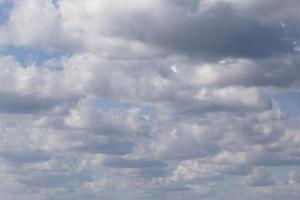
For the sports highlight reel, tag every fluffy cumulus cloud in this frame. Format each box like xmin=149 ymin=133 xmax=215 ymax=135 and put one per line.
xmin=1 ymin=0 xmax=300 ymax=199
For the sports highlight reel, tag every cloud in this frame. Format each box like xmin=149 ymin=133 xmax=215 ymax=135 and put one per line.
xmin=102 ymin=157 xmax=168 ymax=169
xmin=19 ymin=171 xmax=92 ymax=188
xmin=0 ymin=150 xmax=50 ymax=164
xmin=0 ymin=91 xmax=59 ymax=113
xmin=1 ymin=0 xmax=300 ymax=199
xmin=288 ymin=171 xmax=300 ymax=184
xmin=70 ymin=137 xmax=135 ymax=155
xmin=241 ymin=167 xmax=275 ymax=187
xmin=3 ymin=0 xmax=296 ymax=59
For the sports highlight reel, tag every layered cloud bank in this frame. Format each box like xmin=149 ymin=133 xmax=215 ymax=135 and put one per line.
xmin=1 ymin=0 xmax=300 ymax=200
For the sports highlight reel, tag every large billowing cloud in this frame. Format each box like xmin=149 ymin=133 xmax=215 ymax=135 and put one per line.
xmin=1 ymin=0 xmax=300 ymax=199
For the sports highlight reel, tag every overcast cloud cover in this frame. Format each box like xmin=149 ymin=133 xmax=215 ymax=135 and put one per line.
xmin=1 ymin=0 xmax=300 ymax=199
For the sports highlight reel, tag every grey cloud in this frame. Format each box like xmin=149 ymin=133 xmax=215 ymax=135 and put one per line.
xmin=153 ymin=183 xmax=190 ymax=192
xmin=128 ymin=167 xmax=168 ymax=178
xmin=153 ymin=137 xmax=220 ymax=160
xmin=152 ymin=87 xmax=272 ymax=118
xmin=19 ymin=172 xmax=92 ymax=188
xmin=166 ymin=0 xmax=200 ymax=11
xmin=132 ymin=4 xmax=292 ymax=58
xmin=0 ymin=92 xmax=59 ymax=113
xmin=102 ymin=157 xmax=168 ymax=169
xmin=4 ymin=0 xmax=296 ymax=59
xmin=0 ymin=150 xmax=51 ymax=164
xmin=242 ymin=167 xmax=275 ymax=187
xmin=71 ymin=138 xmax=135 ymax=155
xmin=255 ymin=158 xmax=300 ymax=167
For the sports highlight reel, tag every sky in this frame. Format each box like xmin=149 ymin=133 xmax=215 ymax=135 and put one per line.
xmin=0 ymin=0 xmax=300 ymax=199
